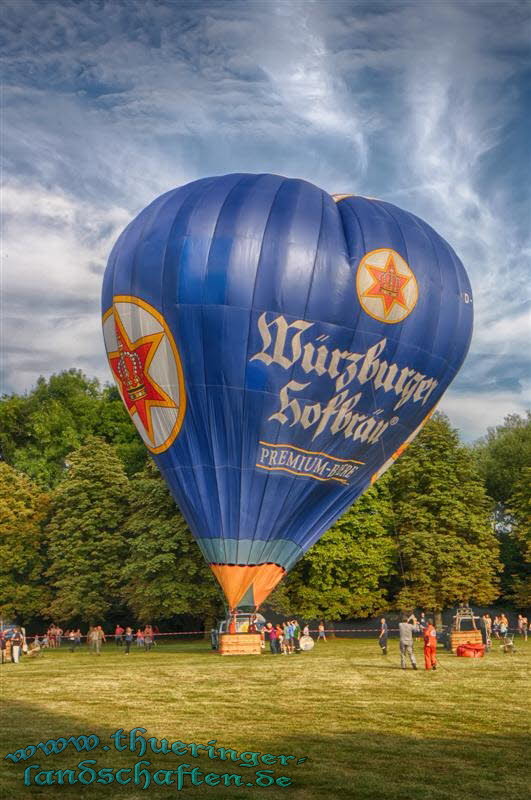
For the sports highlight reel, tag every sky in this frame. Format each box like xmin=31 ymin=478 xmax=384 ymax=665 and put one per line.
xmin=2 ymin=0 xmax=530 ymax=442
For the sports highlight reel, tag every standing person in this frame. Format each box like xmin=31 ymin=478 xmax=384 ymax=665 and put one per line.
xmin=210 ymin=626 xmax=219 ymax=649
xmin=11 ymin=627 xmax=23 ymax=664
xmin=317 ymin=622 xmax=327 ymax=642
xmin=74 ymin=628 xmax=82 ymax=648
xmin=423 ymin=619 xmax=438 ymax=671
xmin=114 ymin=624 xmax=124 ymax=646
xmin=492 ymin=616 xmax=501 ymax=639
xmin=0 ymin=631 xmax=6 ymax=665
xmin=93 ymin=625 xmax=105 ymax=655
xmin=378 ymin=617 xmax=388 ymax=655
xmin=265 ymin=622 xmax=277 ymax=654
xmin=56 ymin=626 xmax=63 ymax=648
xmin=398 ymin=614 xmax=418 ymax=670
xmin=68 ymin=629 xmax=77 ymax=652
xmin=144 ymin=625 xmax=153 ymax=652
xmin=283 ymin=621 xmax=293 ymax=654
xmin=500 ymin=614 xmax=509 ymax=638
xmin=517 ymin=614 xmax=528 ymax=640
xmin=480 ymin=614 xmax=489 ymax=645
xmin=292 ymin=620 xmax=301 ymax=652
xmin=276 ymin=624 xmax=285 ymax=654
xmin=135 ymin=628 xmax=144 ymax=648
xmin=124 ymin=627 xmax=133 ymax=655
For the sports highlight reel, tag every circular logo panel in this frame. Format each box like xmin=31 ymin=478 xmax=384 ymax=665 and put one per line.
xmin=356 ymin=248 xmax=418 ymax=324
xmin=102 ymin=296 xmax=186 ymax=454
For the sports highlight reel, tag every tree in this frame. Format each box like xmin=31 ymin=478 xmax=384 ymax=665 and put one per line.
xmin=44 ymin=438 xmax=130 ymax=623
xmin=387 ymin=413 xmax=501 ymax=620
xmin=473 ymin=412 xmax=531 ymax=504
xmin=121 ymin=460 xmax=223 ymax=625
xmin=0 ymin=371 xmax=147 ymax=487
xmin=504 ymin=467 xmax=531 ymax=606
xmin=269 ymin=481 xmax=397 ymax=620
xmin=0 ymin=463 xmax=51 ymax=622
xmin=473 ymin=412 xmax=531 ymax=603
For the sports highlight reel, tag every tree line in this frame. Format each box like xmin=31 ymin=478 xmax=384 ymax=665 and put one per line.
xmin=0 ymin=370 xmax=529 ymax=630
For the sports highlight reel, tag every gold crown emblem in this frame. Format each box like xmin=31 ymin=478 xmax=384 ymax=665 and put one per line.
xmin=116 ymin=329 xmax=147 ymax=401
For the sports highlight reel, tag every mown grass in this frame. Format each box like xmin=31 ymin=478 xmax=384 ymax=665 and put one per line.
xmin=1 ymin=637 xmax=529 ymax=799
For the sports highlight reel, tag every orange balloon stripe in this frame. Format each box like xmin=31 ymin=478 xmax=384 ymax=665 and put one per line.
xmin=209 ymin=564 xmax=286 ymax=609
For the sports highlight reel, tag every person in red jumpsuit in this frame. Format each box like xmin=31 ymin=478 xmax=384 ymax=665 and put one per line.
xmin=423 ymin=619 xmax=438 ymax=670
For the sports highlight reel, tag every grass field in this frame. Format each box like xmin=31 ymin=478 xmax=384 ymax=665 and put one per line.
xmin=1 ymin=637 xmax=529 ymax=799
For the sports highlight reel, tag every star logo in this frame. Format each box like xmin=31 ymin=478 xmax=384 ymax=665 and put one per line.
xmin=102 ymin=297 xmax=186 ymax=453
xmin=356 ymin=248 xmax=418 ymax=323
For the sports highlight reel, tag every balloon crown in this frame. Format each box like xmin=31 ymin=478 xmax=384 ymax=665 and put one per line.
xmin=115 ymin=324 xmax=147 ymax=402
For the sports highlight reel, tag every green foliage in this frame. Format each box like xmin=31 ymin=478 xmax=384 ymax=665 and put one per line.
xmin=473 ymin=412 xmax=531 ymax=504
xmin=388 ymin=413 xmax=501 ymax=610
xmin=44 ymin=438 xmax=131 ymax=623
xmin=0 ymin=370 xmax=147 ymax=488
xmin=270 ymin=481 xmax=397 ymax=619
xmin=504 ymin=466 xmax=531 ymax=606
xmin=0 ymin=463 xmax=51 ymax=621
xmin=121 ymin=461 xmax=223 ymax=623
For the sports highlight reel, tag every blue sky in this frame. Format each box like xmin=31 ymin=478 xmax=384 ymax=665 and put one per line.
xmin=2 ymin=0 xmax=530 ymax=441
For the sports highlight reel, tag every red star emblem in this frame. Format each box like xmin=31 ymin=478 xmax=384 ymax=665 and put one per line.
xmin=107 ymin=312 xmax=176 ymax=445
xmin=363 ymin=252 xmax=411 ymax=315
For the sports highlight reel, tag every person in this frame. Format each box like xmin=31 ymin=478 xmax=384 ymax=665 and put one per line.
xmin=124 ymin=627 xmax=133 ymax=655
xmin=275 ymin=624 xmax=285 ymax=654
xmin=28 ymin=640 xmax=41 ymax=658
xmin=492 ymin=616 xmax=501 ymax=639
xmin=92 ymin=625 xmax=105 ymax=655
xmin=210 ymin=626 xmax=219 ymax=649
xmin=74 ymin=628 xmax=82 ymax=648
xmin=0 ymin=631 xmax=6 ymax=664
xmin=265 ymin=622 xmax=278 ymax=654
xmin=398 ymin=614 xmax=418 ymax=670
xmin=11 ymin=627 xmax=23 ymax=664
xmin=378 ymin=617 xmax=388 ymax=655
xmin=144 ymin=625 xmax=153 ymax=652
xmin=283 ymin=621 xmax=293 ymax=654
xmin=114 ymin=624 xmax=124 ymax=646
xmin=480 ymin=613 xmax=489 ymax=645
xmin=423 ymin=618 xmax=437 ymax=671
xmin=317 ymin=622 xmax=326 ymax=641
xmin=68 ymin=629 xmax=77 ymax=652
xmin=33 ymin=634 xmax=41 ymax=648
xmin=56 ymin=626 xmax=63 ymax=648
xmin=518 ymin=614 xmax=528 ymax=640
xmin=500 ymin=614 xmax=509 ymax=638
xmin=302 ymin=624 xmax=310 ymax=637
xmin=248 ymin=616 xmax=257 ymax=634
xmin=293 ymin=620 xmax=301 ymax=652
xmin=135 ymin=628 xmax=144 ymax=648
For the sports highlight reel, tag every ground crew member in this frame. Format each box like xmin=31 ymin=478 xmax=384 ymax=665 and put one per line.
xmin=423 ymin=619 xmax=438 ymax=671
xmin=399 ymin=614 xmax=418 ymax=669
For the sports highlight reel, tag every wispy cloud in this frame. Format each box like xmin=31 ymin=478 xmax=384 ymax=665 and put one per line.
xmin=2 ymin=0 xmax=529 ymax=440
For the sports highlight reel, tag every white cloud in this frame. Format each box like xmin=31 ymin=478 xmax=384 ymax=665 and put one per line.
xmin=1 ymin=0 xmax=529 ymax=441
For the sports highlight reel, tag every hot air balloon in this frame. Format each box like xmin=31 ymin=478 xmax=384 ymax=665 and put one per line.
xmin=101 ymin=174 xmax=473 ymax=612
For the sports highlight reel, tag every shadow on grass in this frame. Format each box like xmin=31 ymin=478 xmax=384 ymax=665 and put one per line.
xmin=1 ymin=698 xmax=529 ymax=800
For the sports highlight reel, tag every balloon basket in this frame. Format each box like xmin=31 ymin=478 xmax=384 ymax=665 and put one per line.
xmin=219 ymin=633 xmax=262 ymax=656
xmin=450 ymin=630 xmax=483 ymax=653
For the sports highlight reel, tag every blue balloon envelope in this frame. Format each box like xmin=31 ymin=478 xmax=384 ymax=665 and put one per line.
xmin=102 ymin=174 xmax=473 ymax=609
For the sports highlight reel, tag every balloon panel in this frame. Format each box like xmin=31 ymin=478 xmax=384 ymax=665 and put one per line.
xmin=102 ymin=174 xmax=473 ymax=608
